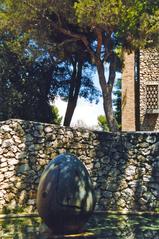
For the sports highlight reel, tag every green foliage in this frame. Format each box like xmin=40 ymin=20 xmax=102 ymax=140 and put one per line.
xmin=97 ymin=115 xmax=109 ymax=132
xmin=2 ymin=0 xmax=158 ymax=50
xmin=74 ymin=0 xmax=159 ymax=48
xmin=0 ymin=40 xmax=55 ymax=123
xmin=52 ymin=60 xmax=100 ymax=104
xmin=0 ymin=37 xmax=100 ymax=124
xmin=0 ymin=0 xmax=158 ymax=130
xmin=74 ymin=0 xmax=123 ymax=26
xmin=0 ymin=1 xmax=101 ymax=126
xmin=51 ymin=105 xmax=62 ymax=125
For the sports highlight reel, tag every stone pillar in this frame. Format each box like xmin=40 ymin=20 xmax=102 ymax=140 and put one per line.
xmin=122 ymin=52 xmax=136 ymax=131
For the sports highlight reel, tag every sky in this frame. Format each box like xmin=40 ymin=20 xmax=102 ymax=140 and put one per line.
xmin=55 ymin=71 xmax=121 ymax=128
xmin=55 ymin=96 xmax=104 ymax=128
xmin=55 ymin=71 xmax=105 ymax=128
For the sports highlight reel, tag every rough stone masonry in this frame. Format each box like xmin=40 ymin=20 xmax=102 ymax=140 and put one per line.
xmin=0 ymin=119 xmax=159 ymax=214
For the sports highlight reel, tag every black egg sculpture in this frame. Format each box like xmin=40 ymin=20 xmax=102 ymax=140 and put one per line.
xmin=37 ymin=153 xmax=96 ymax=234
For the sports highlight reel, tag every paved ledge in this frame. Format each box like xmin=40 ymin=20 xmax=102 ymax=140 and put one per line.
xmin=0 ymin=213 xmax=39 ymax=219
xmin=95 ymin=210 xmax=159 ymax=216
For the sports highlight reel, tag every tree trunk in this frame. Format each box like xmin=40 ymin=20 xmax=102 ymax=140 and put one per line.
xmin=103 ymin=85 xmax=118 ymax=132
xmin=96 ymin=56 xmax=118 ymax=132
xmin=63 ymin=57 xmax=83 ymax=126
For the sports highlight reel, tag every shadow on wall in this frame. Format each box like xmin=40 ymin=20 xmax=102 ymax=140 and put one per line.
xmin=92 ymin=132 xmax=159 ymax=213
xmin=92 ymin=132 xmax=129 ymax=211
xmin=127 ymin=133 xmax=159 ymax=212
xmin=141 ymin=114 xmax=158 ymax=131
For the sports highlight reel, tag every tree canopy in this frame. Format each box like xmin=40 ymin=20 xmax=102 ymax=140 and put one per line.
xmin=0 ymin=0 xmax=158 ymax=130
xmin=74 ymin=0 xmax=159 ymax=48
xmin=0 ymin=36 xmax=100 ymax=123
xmin=1 ymin=0 xmax=157 ymax=47
xmin=0 ymin=32 xmax=100 ymax=124
xmin=0 ymin=40 xmax=55 ymax=122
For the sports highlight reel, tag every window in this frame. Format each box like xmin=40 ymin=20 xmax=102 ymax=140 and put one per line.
xmin=146 ymin=83 xmax=159 ymax=113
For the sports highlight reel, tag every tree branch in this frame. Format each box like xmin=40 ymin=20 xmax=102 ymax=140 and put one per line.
xmin=108 ymin=53 xmax=116 ymax=87
xmin=58 ymin=38 xmax=78 ymax=47
xmin=23 ymin=0 xmax=96 ymax=62
xmin=103 ymin=33 xmax=111 ymax=62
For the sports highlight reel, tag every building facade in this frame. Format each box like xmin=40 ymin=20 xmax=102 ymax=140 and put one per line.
xmin=122 ymin=48 xmax=159 ymax=131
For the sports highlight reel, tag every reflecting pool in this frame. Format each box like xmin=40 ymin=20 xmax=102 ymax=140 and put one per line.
xmin=0 ymin=213 xmax=159 ymax=239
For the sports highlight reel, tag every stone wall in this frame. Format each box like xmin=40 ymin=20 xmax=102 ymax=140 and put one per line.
xmin=140 ymin=48 xmax=159 ymax=131
xmin=0 ymin=119 xmax=159 ymax=214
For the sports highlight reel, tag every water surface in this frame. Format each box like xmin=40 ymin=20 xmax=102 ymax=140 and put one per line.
xmin=0 ymin=213 xmax=159 ymax=239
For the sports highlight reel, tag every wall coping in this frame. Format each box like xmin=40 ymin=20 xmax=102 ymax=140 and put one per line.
xmin=1 ymin=118 xmax=159 ymax=135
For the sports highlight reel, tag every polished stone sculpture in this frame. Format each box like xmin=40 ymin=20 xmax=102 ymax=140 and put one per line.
xmin=37 ymin=153 xmax=96 ymax=234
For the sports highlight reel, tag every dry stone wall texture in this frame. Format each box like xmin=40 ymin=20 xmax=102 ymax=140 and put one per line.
xmin=140 ymin=48 xmax=159 ymax=131
xmin=0 ymin=119 xmax=159 ymax=214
